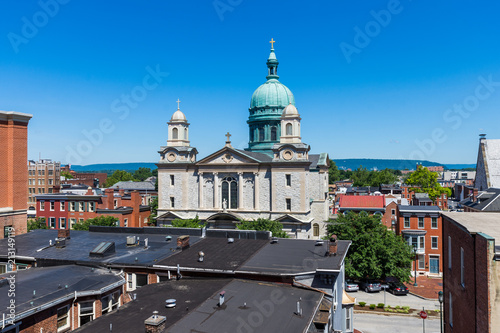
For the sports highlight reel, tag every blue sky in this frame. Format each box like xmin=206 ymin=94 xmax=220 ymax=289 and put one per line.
xmin=1 ymin=0 xmax=499 ymax=165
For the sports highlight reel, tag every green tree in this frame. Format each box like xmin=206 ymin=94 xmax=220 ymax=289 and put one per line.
xmin=327 ymin=212 xmax=413 ymax=282
xmin=237 ymin=218 xmax=289 ymax=238
xmin=352 ymin=166 xmax=371 ymax=186
xmin=369 ymin=169 xmax=398 ymax=187
xmin=133 ymin=167 xmax=153 ymax=181
xmin=104 ymin=170 xmax=135 ymax=187
xmin=171 ymin=216 xmax=205 ymax=228
xmin=405 ymin=165 xmax=451 ymax=201
xmin=72 ymin=215 xmax=119 ymax=231
xmin=149 ymin=197 xmax=158 ymax=226
xmin=61 ymin=171 xmax=73 ymax=180
xmin=27 ymin=217 xmax=48 ymax=231
xmin=329 ymin=161 xmax=341 ymax=183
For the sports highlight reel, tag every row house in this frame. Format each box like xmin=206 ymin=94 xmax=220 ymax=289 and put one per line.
xmin=35 ymin=188 xmax=151 ymax=229
xmin=396 ymin=205 xmax=442 ymax=276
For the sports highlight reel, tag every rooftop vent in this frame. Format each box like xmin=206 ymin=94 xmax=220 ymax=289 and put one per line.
xmin=166 ymin=235 xmax=172 ymax=242
xmin=127 ymin=236 xmax=136 ymax=246
xmin=228 ymin=238 xmax=234 ymax=243
xmin=165 ymin=299 xmax=176 ymax=308
xmin=315 ymin=240 xmax=324 ymax=246
xmin=144 ymin=311 xmax=166 ymax=333
xmin=55 ymin=238 xmax=66 ymax=248
xmin=198 ymin=251 xmax=205 ymax=262
xmin=90 ymin=241 xmax=116 ymax=257
xmin=271 ymin=237 xmax=279 ymax=244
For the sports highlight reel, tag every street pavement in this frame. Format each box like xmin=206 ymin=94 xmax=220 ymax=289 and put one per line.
xmin=350 ymin=289 xmax=440 ymax=310
xmin=354 ymin=313 xmax=440 ymax=333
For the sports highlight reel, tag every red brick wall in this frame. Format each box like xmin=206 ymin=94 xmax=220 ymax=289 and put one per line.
xmin=0 ymin=213 xmax=27 ymax=239
xmin=381 ymin=201 xmax=397 ymax=229
xmin=443 ymin=216 xmax=478 ymax=332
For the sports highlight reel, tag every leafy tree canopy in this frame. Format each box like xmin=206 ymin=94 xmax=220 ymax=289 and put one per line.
xmin=104 ymin=170 xmax=135 ymax=187
xmin=171 ymin=216 xmax=205 ymax=228
xmin=405 ymin=165 xmax=451 ymax=201
xmin=133 ymin=167 xmax=153 ymax=181
xmin=61 ymin=171 xmax=73 ymax=179
xmin=327 ymin=212 xmax=413 ymax=282
xmin=237 ymin=218 xmax=289 ymax=238
xmin=72 ymin=215 xmax=119 ymax=231
xmin=149 ymin=197 xmax=158 ymax=226
xmin=28 ymin=217 xmax=47 ymax=231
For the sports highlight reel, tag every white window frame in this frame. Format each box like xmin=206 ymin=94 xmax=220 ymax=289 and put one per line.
xmin=418 ymin=254 xmax=425 ymax=270
xmin=418 ymin=217 xmax=424 ymax=229
xmin=431 ymin=236 xmax=438 ymax=249
xmin=101 ymin=291 xmax=121 ymax=314
xmin=60 ymin=201 xmax=65 ymax=211
xmin=391 ymin=209 xmax=395 ymax=216
xmin=49 ymin=217 xmax=56 ymax=229
xmin=70 ymin=201 xmax=76 ymax=212
xmin=50 ymin=201 xmax=55 ymax=211
xmin=78 ymin=301 xmax=95 ymax=327
xmin=78 ymin=201 xmax=85 ymax=212
xmin=40 ymin=200 xmax=45 ymax=211
xmin=57 ymin=305 xmax=70 ymax=332
xmin=346 ymin=306 xmax=352 ymax=332
xmin=448 ymin=236 xmax=452 ymax=270
xmin=88 ymin=201 xmax=95 ymax=212
xmin=431 ymin=217 xmax=438 ymax=229
xmin=124 ymin=218 xmax=128 ymax=227
xmin=404 ymin=216 xmax=410 ymax=228
xmin=127 ymin=273 xmax=137 ymax=291
xmin=59 ymin=218 xmax=66 ymax=230
xmin=70 ymin=218 xmax=77 ymax=229
xmin=449 ymin=292 xmax=453 ymax=327
xmin=460 ymin=247 xmax=465 ymax=287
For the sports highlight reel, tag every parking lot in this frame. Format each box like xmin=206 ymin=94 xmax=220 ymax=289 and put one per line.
xmin=349 ymin=288 xmax=440 ymax=310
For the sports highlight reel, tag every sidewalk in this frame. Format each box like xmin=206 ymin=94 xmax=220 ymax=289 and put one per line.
xmin=404 ymin=275 xmax=442 ymax=300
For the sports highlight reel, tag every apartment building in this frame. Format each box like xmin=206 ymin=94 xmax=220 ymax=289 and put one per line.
xmin=27 ymin=159 xmax=61 ymax=209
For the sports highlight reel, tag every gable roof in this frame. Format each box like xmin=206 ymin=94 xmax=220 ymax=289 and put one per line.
xmin=339 ymin=195 xmax=385 ymax=209
xmin=111 ymin=181 xmax=155 ymax=191
xmin=196 ymin=146 xmax=262 ymax=165
xmin=462 ymin=188 xmax=500 ymax=212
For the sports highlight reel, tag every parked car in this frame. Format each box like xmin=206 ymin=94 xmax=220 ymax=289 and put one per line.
xmin=345 ymin=279 xmax=359 ymax=292
xmin=359 ymin=279 xmax=382 ymax=293
xmin=387 ymin=282 xmax=409 ymax=295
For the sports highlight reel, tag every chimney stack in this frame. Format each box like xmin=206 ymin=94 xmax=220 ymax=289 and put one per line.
xmin=218 ymin=291 xmax=225 ymax=307
xmin=58 ymin=229 xmax=70 ymax=239
xmin=177 ymin=235 xmax=190 ymax=250
xmin=473 ymin=188 xmax=479 ymax=203
xmin=144 ymin=311 xmax=166 ymax=333
xmin=118 ymin=187 xmax=125 ymax=197
xmin=329 ymin=235 xmax=338 ymax=256
xmin=86 ymin=186 xmax=93 ymax=196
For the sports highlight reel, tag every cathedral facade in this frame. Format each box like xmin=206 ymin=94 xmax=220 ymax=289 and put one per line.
xmin=156 ymin=42 xmax=329 ymax=239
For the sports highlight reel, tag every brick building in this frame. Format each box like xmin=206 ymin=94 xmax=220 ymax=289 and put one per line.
xmin=36 ymin=188 xmax=151 ymax=229
xmin=396 ymin=205 xmax=442 ymax=276
xmin=61 ymin=170 xmax=108 ymax=188
xmin=27 ymin=159 xmax=61 ymax=208
xmin=0 ymin=111 xmax=32 ymax=238
xmin=338 ymin=195 xmax=385 ymax=216
xmin=442 ymin=212 xmax=500 ymax=332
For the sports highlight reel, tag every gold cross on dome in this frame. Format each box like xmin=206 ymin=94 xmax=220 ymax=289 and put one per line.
xmin=176 ymin=99 xmax=181 ymax=110
xmin=225 ymin=132 xmax=231 ymax=141
xmin=269 ymin=38 xmax=276 ymax=49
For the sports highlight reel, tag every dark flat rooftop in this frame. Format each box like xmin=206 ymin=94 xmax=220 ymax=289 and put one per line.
xmin=0 ymin=229 xmax=202 ymax=266
xmin=168 ymin=279 xmax=322 ymax=333
xmin=155 ymin=237 xmax=268 ymax=271
xmin=0 ymin=265 xmax=123 ymax=324
xmin=75 ymin=278 xmax=231 ymax=333
xmin=238 ymin=239 xmax=351 ymax=275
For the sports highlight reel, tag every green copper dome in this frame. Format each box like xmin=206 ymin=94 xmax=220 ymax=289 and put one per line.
xmin=250 ymin=79 xmax=295 ymax=109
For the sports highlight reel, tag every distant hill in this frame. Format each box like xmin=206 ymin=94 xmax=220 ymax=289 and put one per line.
xmin=70 ymin=159 xmax=476 ymax=173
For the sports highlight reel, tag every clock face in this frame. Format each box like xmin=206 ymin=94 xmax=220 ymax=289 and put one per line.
xmin=167 ymin=152 xmax=177 ymax=162
xmin=283 ymin=150 xmax=293 ymax=161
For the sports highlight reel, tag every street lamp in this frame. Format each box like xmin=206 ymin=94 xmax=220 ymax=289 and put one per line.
xmin=413 ymin=244 xmax=418 ymax=287
xmin=438 ymin=291 xmax=444 ymax=333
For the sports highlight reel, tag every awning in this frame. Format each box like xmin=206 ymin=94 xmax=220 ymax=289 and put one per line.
xmin=401 ymin=230 xmax=427 ymax=236
xmin=342 ymin=290 xmax=356 ymax=305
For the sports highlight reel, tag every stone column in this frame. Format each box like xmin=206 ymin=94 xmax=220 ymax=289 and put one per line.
xmin=254 ymin=172 xmax=260 ymax=210
xmin=214 ymin=172 xmax=219 ymax=209
xmin=238 ymin=172 xmax=243 ymax=209
xmin=198 ymin=172 xmax=204 ymax=209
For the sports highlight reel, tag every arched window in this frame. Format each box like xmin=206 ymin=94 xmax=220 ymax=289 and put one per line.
xmin=172 ymin=128 xmax=178 ymax=140
xmin=259 ymin=127 xmax=265 ymax=141
xmin=221 ymin=177 xmax=238 ymax=209
xmin=313 ymin=223 xmax=319 ymax=237
xmin=271 ymin=127 xmax=277 ymax=141
xmin=184 ymin=128 xmax=188 ymax=140
xmin=286 ymin=123 xmax=292 ymax=136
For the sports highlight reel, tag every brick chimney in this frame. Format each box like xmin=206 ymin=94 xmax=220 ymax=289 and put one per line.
xmin=144 ymin=311 xmax=166 ymax=333
xmin=86 ymin=186 xmax=93 ymax=196
xmin=104 ymin=188 xmax=114 ymax=209
xmin=58 ymin=229 xmax=70 ymax=239
xmin=329 ymin=235 xmax=338 ymax=256
xmin=473 ymin=188 xmax=479 ymax=203
xmin=177 ymin=235 xmax=190 ymax=250
xmin=117 ymin=186 xmax=125 ymax=197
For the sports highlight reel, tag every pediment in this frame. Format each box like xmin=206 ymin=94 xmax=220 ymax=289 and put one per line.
xmin=197 ymin=147 xmax=260 ymax=165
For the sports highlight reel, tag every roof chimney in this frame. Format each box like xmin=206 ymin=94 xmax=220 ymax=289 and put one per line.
xmin=329 ymin=235 xmax=338 ymax=256
xmin=86 ymin=186 xmax=93 ymax=195
xmin=144 ymin=311 xmax=166 ymax=333
xmin=118 ymin=187 xmax=125 ymax=197
xmin=58 ymin=229 xmax=70 ymax=239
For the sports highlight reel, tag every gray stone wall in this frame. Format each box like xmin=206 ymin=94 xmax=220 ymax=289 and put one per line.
xmin=259 ymin=169 xmax=271 ymax=211
xmin=273 ymin=171 xmax=303 ymax=212
xmin=243 ymin=174 xmax=254 ymax=210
